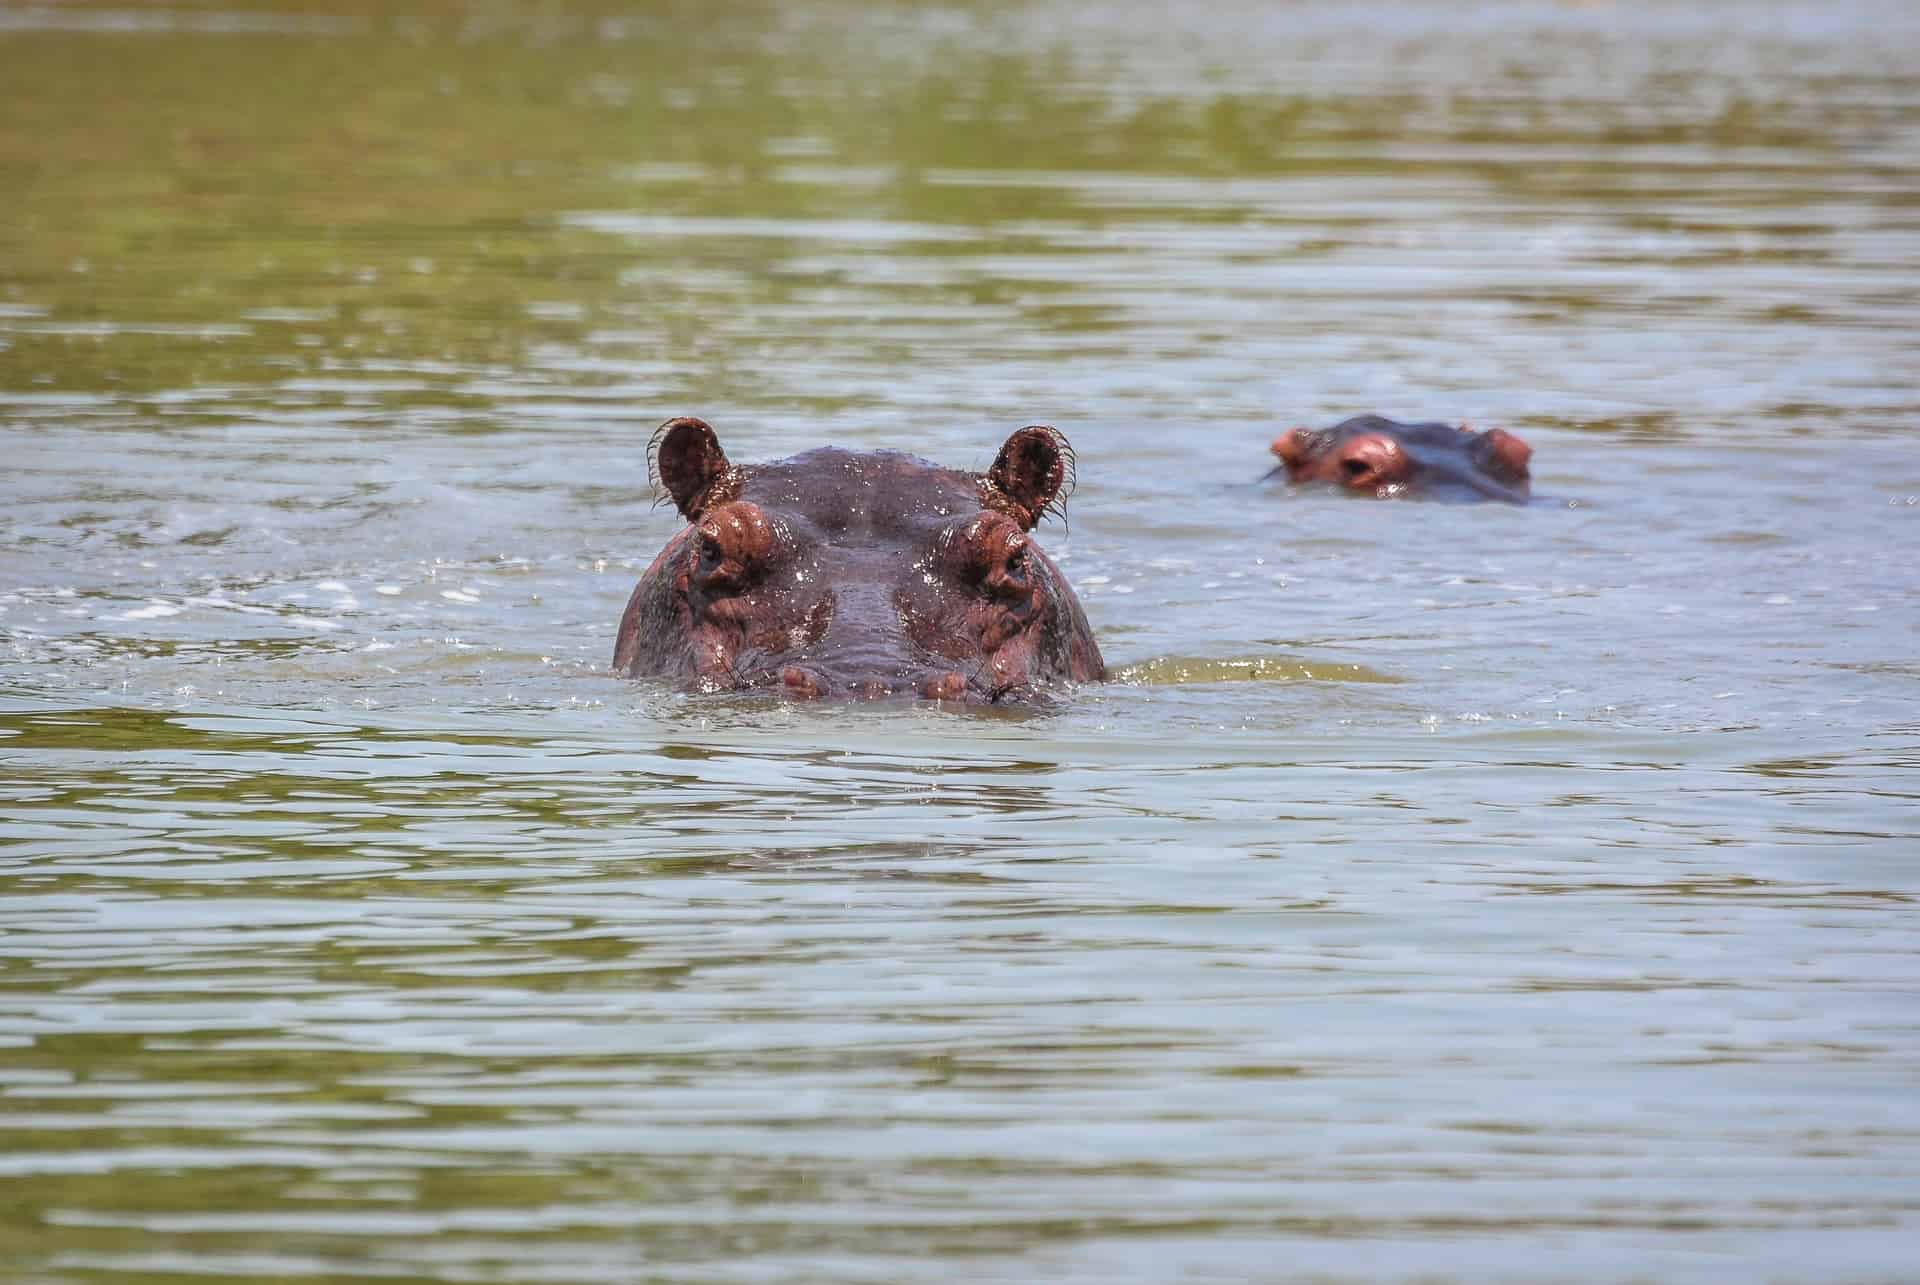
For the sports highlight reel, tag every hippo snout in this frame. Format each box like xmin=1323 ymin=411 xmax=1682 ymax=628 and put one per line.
xmin=772 ymin=657 xmax=996 ymax=703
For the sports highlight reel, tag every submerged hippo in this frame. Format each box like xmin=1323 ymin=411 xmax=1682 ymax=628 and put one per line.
xmin=613 ymin=417 xmax=1105 ymax=702
xmin=1266 ymin=414 xmax=1533 ymax=504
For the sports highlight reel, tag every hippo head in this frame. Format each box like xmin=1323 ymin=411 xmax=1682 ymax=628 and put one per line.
xmin=613 ymin=417 xmax=1106 ymax=702
xmin=1268 ymin=414 xmax=1533 ymax=503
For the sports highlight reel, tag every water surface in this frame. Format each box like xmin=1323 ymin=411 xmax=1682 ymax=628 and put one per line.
xmin=3 ymin=1 xmax=1919 ymax=1280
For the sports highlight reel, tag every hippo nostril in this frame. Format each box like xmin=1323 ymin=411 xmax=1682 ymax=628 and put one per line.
xmin=1341 ymin=457 xmax=1373 ymax=480
xmin=780 ymin=666 xmax=822 ymax=700
xmin=922 ymin=671 xmax=970 ymax=702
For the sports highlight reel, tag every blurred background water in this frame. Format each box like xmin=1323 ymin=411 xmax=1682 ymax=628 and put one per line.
xmin=2 ymin=1 xmax=1918 ymax=1280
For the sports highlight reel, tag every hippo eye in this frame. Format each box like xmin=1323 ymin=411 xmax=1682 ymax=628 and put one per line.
xmin=1341 ymin=458 xmax=1372 ymax=479
xmin=939 ymin=513 xmax=1031 ymax=596
xmin=691 ymin=533 xmax=739 ymax=591
xmin=691 ymin=501 xmax=776 ymax=593
xmin=1001 ymin=540 xmax=1032 ymax=587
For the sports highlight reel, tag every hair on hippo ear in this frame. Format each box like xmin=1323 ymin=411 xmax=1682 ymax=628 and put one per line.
xmin=986 ymin=425 xmax=1076 ymax=531
xmin=649 ymin=416 xmax=734 ymax=520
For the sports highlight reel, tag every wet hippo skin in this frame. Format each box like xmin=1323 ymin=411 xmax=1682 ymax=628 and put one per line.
xmin=1266 ymin=414 xmax=1534 ymax=503
xmin=614 ymin=417 xmax=1106 ymax=702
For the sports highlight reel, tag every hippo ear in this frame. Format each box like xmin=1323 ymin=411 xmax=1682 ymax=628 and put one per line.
xmin=1481 ymin=428 xmax=1533 ymax=480
xmin=650 ymin=416 xmax=732 ymax=520
xmin=986 ymin=425 xmax=1075 ymax=530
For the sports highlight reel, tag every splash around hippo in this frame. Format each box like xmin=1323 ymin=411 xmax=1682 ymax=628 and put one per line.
xmin=613 ymin=417 xmax=1106 ymax=702
xmin=1266 ymin=414 xmax=1534 ymax=503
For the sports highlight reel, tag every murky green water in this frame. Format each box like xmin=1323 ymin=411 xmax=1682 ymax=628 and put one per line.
xmin=4 ymin=1 xmax=1919 ymax=1279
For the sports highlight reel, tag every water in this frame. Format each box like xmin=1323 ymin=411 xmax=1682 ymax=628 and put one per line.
xmin=3 ymin=1 xmax=1919 ymax=1279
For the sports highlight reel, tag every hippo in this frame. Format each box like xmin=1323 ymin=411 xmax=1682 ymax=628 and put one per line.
xmin=613 ymin=417 xmax=1106 ymax=702
xmin=1266 ymin=414 xmax=1533 ymax=503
